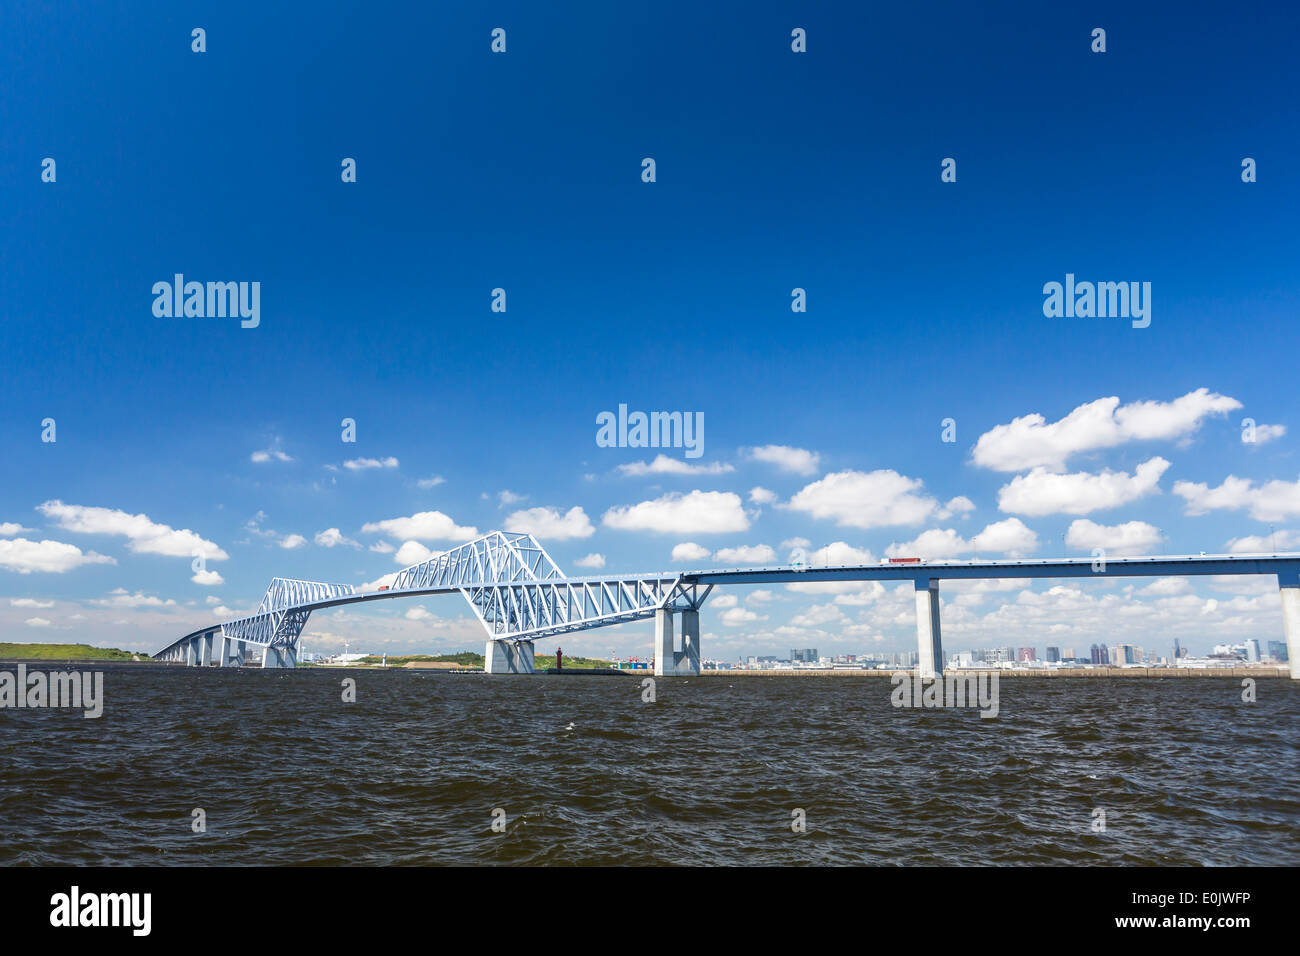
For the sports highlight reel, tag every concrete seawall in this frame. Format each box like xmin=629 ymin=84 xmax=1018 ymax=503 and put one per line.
xmin=701 ymin=666 xmax=1290 ymax=678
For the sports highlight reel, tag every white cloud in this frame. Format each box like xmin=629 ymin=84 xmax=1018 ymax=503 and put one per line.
xmin=38 ymin=500 xmax=228 ymax=560
xmin=935 ymin=496 xmax=976 ymax=519
xmin=0 ymin=537 xmax=116 ymax=574
xmin=573 ymin=553 xmax=606 ymax=569
xmin=314 ymin=528 xmax=359 ymax=549
xmin=343 ymin=457 xmax=399 ymax=471
xmin=10 ymin=598 xmax=54 ymax=608
xmin=394 ymin=541 xmax=436 ymax=566
xmin=279 ymin=534 xmax=308 ymax=550
xmin=711 ymin=594 xmax=739 ymax=609
xmin=24 ymin=617 xmax=53 ymax=628
xmin=712 ymin=544 xmax=777 ymax=565
xmin=0 ymin=523 xmax=32 ymax=536
xmin=885 ymin=518 xmax=1039 ymax=559
xmin=191 ymin=568 xmax=225 ymax=586
xmin=1173 ymin=474 xmax=1300 ymax=523
xmin=747 ymin=589 xmax=775 ymax=604
xmin=251 ymin=448 xmax=293 ymax=463
xmin=504 ymin=506 xmax=595 ymax=540
xmin=997 ymin=458 xmax=1170 ymax=516
xmin=786 ymin=470 xmax=939 ymax=528
xmin=1226 ymin=530 xmax=1299 ymax=554
xmin=779 ymin=537 xmax=810 ymax=550
xmin=1245 ymin=424 xmax=1286 ymax=445
xmin=671 ymin=542 xmax=711 ymax=562
xmin=416 ymin=475 xmax=446 ymax=489
xmin=747 ymin=445 xmax=821 ymax=476
xmin=498 ymin=490 xmax=526 ymax=505
xmin=603 ymin=491 xmax=749 ymax=534
xmin=789 ymin=603 xmax=845 ymax=628
xmin=972 ymin=389 xmax=1241 ymax=472
xmin=405 ymin=605 xmax=433 ymax=621
xmin=748 ymin=487 xmax=777 ymax=505
xmin=369 ymin=540 xmax=396 ymax=554
xmin=1065 ymin=519 xmax=1163 ymax=556
xmin=362 ymin=511 xmax=478 ymax=542
xmin=91 ymin=588 xmax=177 ymax=608
xmin=720 ymin=607 xmax=766 ymax=626
xmin=617 ymin=455 xmax=734 ymax=477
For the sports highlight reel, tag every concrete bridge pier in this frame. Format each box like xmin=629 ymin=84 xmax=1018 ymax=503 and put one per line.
xmin=484 ymin=639 xmax=535 ymax=673
xmin=200 ymin=633 xmax=214 ymax=667
xmin=653 ymin=607 xmax=701 ymax=676
xmin=262 ymin=644 xmax=285 ymax=668
xmin=915 ymin=578 xmax=944 ymax=679
xmin=1279 ymin=570 xmax=1300 ymax=679
xmin=219 ymin=635 xmax=246 ymax=667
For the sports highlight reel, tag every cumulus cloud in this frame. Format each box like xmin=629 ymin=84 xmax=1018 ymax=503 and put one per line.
xmin=746 ymin=445 xmax=821 ymax=476
xmin=1065 ymin=519 xmax=1163 ymax=556
xmin=885 ymin=518 xmax=1039 ymax=559
xmin=251 ymin=448 xmax=293 ymax=463
xmin=504 ymin=506 xmax=595 ymax=540
xmin=314 ymin=528 xmax=360 ymax=549
xmin=603 ymin=491 xmax=749 ymax=534
xmin=0 ymin=537 xmax=116 ymax=574
xmin=362 ymin=511 xmax=478 ymax=542
xmin=10 ymin=598 xmax=54 ymax=608
xmin=972 ymin=389 xmax=1241 ymax=472
xmin=1173 ymin=474 xmax=1300 ymax=523
xmin=749 ymin=487 xmax=777 ymax=505
xmin=617 ymin=455 xmax=734 ymax=477
xmin=0 ymin=523 xmax=33 ymax=536
xmin=712 ymin=544 xmax=777 ymax=565
xmin=343 ymin=457 xmax=399 ymax=471
xmin=416 ymin=475 xmax=446 ymax=489
xmin=393 ymin=541 xmax=437 ymax=566
xmin=1243 ymin=423 xmax=1286 ymax=445
xmin=997 ymin=458 xmax=1170 ymax=516
xmin=1226 ymin=530 xmax=1299 ymax=554
xmin=191 ymin=568 xmax=225 ymax=586
xmin=91 ymin=588 xmax=177 ymax=608
xmin=671 ymin=542 xmax=711 ymax=562
xmin=38 ymin=500 xmax=228 ymax=561
xmin=785 ymin=470 xmax=939 ymax=528
xmin=719 ymin=607 xmax=766 ymax=626
xmin=24 ymin=617 xmax=52 ymax=628
xmin=573 ymin=553 xmax=606 ymax=569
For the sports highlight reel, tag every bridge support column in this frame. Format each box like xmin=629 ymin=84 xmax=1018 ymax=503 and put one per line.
xmin=653 ymin=608 xmax=701 ymax=676
xmin=678 ymin=609 xmax=701 ymax=676
xmin=654 ymin=608 xmax=676 ymax=676
xmin=220 ymin=635 xmax=244 ymax=667
xmin=1280 ymin=572 xmax=1300 ymax=679
xmin=186 ymin=637 xmax=200 ymax=667
xmin=484 ymin=640 xmax=535 ymax=674
xmin=915 ymin=578 xmax=943 ymax=680
xmin=200 ymin=633 xmax=214 ymax=667
xmin=262 ymin=644 xmax=285 ymax=668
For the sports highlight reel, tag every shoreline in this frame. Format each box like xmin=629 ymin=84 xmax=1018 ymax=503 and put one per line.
xmin=702 ymin=666 xmax=1290 ymax=678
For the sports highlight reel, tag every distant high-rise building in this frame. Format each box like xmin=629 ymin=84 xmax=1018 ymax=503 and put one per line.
xmin=1045 ymin=646 xmax=1061 ymax=663
xmin=1173 ymin=638 xmax=1181 ymax=661
xmin=1090 ymin=644 xmax=1109 ymax=665
xmin=790 ymin=648 xmax=819 ymax=663
xmin=1268 ymin=641 xmax=1289 ymax=662
xmin=1245 ymin=639 xmax=1260 ymax=662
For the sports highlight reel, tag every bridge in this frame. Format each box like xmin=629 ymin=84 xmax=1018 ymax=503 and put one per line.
xmin=154 ymin=530 xmax=1300 ymax=679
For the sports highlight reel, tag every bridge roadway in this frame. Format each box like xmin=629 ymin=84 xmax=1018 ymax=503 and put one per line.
xmin=153 ymin=532 xmax=1300 ymax=679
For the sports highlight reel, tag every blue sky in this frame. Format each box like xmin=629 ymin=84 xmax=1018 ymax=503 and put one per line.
xmin=2 ymin=1 xmax=1299 ymax=659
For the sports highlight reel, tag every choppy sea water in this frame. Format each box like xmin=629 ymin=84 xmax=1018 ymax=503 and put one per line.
xmin=1 ymin=665 xmax=1296 ymax=866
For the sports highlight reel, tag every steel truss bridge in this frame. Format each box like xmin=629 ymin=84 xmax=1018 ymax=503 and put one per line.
xmin=155 ymin=531 xmax=1300 ymax=678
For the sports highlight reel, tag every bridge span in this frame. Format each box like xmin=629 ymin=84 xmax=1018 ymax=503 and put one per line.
xmin=154 ymin=531 xmax=1300 ymax=679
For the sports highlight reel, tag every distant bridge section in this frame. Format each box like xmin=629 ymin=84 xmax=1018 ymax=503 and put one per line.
xmin=155 ymin=535 xmax=1300 ymax=679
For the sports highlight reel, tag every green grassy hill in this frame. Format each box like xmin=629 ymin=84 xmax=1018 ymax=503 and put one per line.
xmin=0 ymin=642 xmax=143 ymax=661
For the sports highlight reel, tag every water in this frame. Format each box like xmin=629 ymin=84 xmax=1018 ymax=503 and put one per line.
xmin=2 ymin=666 xmax=1297 ymax=865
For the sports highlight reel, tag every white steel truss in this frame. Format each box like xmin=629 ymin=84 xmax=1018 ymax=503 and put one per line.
xmin=153 ymin=531 xmax=711 ymax=660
